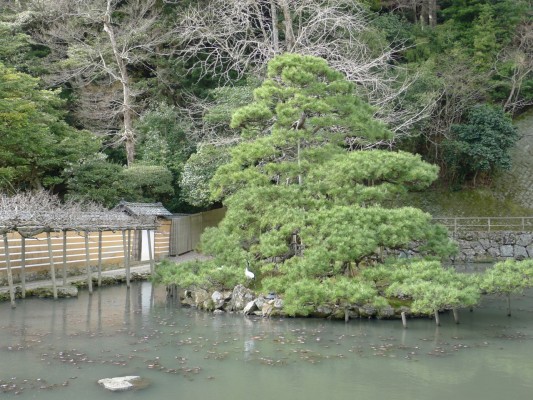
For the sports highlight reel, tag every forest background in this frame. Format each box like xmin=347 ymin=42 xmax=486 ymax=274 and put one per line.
xmin=0 ymin=0 xmax=531 ymax=213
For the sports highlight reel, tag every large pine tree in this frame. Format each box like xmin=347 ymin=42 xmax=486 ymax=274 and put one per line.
xmin=158 ymin=54 xmax=461 ymax=317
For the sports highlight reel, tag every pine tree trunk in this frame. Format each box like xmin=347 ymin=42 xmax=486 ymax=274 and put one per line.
xmin=434 ymin=309 xmax=440 ymax=326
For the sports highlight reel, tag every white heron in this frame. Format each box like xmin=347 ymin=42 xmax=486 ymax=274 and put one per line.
xmin=245 ymin=262 xmax=255 ymax=280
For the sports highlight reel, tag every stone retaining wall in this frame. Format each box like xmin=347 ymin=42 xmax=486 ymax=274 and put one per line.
xmin=451 ymin=231 xmax=533 ymax=262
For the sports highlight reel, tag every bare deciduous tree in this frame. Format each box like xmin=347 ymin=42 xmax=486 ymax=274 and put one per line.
xmin=422 ymin=58 xmax=492 ymax=159
xmin=27 ymin=0 xmax=178 ymax=166
xmin=177 ymin=0 xmax=434 ymax=141
xmin=500 ymin=21 xmax=533 ymax=114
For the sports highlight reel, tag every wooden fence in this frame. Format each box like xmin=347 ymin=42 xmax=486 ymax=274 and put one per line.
xmin=169 ymin=208 xmax=226 ymax=255
xmin=0 ymin=221 xmax=171 ymax=284
xmin=0 ymin=208 xmax=224 ymax=284
xmin=434 ymin=217 xmax=533 ymax=233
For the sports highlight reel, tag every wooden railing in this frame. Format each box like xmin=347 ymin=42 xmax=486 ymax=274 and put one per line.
xmin=433 ymin=217 xmax=533 ymax=233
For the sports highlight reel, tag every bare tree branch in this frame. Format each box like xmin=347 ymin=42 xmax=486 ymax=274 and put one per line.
xmin=25 ymin=0 xmax=180 ymax=165
xmin=177 ymin=0 xmax=432 ymax=140
xmin=0 ymin=191 xmax=157 ymax=235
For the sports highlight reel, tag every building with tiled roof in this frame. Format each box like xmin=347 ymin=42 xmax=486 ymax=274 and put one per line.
xmin=113 ymin=201 xmax=173 ymax=218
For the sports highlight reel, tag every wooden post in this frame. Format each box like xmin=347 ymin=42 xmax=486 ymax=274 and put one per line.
xmin=122 ymin=230 xmax=130 ymax=288
xmin=401 ymin=311 xmax=407 ymax=329
xmin=20 ymin=236 xmax=26 ymax=298
xmin=86 ymin=289 xmax=93 ymax=331
xmin=452 ymin=308 xmax=460 ymax=324
xmin=122 ymin=229 xmax=126 ymax=270
xmin=434 ymin=310 xmax=440 ymax=326
xmin=124 ymin=285 xmax=131 ymax=324
xmin=97 ymin=230 xmax=103 ymax=287
xmin=85 ymin=231 xmax=93 ymax=294
xmin=97 ymin=289 xmax=103 ymax=331
xmin=147 ymin=229 xmax=154 ymax=275
xmin=3 ymin=234 xmax=16 ymax=308
xmin=47 ymin=231 xmax=58 ymax=299
xmin=127 ymin=229 xmax=132 ymax=287
xmin=62 ymin=231 xmax=67 ymax=286
xmin=150 ymin=281 xmax=155 ymax=309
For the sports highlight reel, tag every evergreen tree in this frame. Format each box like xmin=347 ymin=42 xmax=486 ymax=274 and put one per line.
xmin=65 ymin=160 xmax=174 ymax=208
xmin=383 ymin=260 xmax=479 ymax=325
xmin=442 ymin=104 xmax=519 ymax=185
xmin=0 ymin=63 xmax=99 ymax=190
xmin=158 ymin=54 xmax=460 ymax=317
xmin=480 ymin=259 xmax=533 ymax=316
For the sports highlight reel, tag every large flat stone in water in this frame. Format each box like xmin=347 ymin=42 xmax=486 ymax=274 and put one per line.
xmin=98 ymin=376 xmax=147 ymax=391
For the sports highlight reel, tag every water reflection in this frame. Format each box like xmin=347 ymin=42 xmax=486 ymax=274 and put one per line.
xmin=1 ymin=284 xmax=533 ymax=400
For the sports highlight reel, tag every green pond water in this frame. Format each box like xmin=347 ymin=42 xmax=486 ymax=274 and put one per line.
xmin=1 ymin=282 xmax=533 ymax=399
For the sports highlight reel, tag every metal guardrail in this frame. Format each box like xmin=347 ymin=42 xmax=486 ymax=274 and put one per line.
xmin=433 ymin=217 xmax=533 ymax=233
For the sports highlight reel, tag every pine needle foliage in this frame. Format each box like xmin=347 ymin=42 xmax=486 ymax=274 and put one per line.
xmin=157 ymin=54 xmax=462 ymax=316
xmin=480 ymin=259 xmax=533 ymax=316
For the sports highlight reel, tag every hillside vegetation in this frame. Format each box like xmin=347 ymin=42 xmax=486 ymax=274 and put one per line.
xmin=0 ymin=0 xmax=530 ymax=210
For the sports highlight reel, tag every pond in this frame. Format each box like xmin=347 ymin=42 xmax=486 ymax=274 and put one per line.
xmin=1 ymin=282 xmax=533 ymax=400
